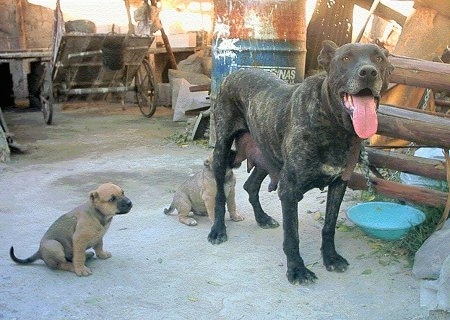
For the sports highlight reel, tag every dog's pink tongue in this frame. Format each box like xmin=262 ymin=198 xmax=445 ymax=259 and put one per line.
xmin=351 ymin=95 xmax=378 ymax=139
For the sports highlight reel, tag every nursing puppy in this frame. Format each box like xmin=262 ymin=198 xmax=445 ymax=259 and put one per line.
xmin=164 ymin=153 xmax=243 ymax=226
xmin=10 ymin=183 xmax=132 ymax=276
xmin=210 ymin=41 xmax=393 ymax=284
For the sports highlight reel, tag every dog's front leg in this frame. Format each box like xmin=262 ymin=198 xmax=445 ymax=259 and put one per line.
xmin=93 ymin=239 xmax=111 ymax=259
xmin=208 ymin=147 xmax=229 ymax=244
xmin=225 ymin=184 xmax=243 ymax=222
xmin=72 ymin=233 xmax=92 ymax=276
xmin=280 ymin=189 xmax=317 ymax=284
xmin=321 ymin=178 xmax=349 ymax=272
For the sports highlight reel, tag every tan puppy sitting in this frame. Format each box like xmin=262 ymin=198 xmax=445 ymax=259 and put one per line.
xmin=164 ymin=154 xmax=243 ymax=226
xmin=9 ymin=183 xmax=132 ymax=276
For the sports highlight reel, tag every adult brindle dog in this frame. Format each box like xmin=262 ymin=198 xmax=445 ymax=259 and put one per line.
xmin=209 ymin=41 xmax=393 ymax=284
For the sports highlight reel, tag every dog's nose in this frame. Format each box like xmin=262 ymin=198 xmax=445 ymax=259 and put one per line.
xmin=124 ymin=198 xmax=132 ymax=208
xmin=118 ymin=198 xmax=133 ymax=213
xmin=358 ymin=66 xmax=378 ymax=79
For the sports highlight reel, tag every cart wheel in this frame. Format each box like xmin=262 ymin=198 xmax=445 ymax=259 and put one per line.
xmin=136 ymin=59 xmax=157 ymax=118
xmin=40 ymin=64 xmax=53 ymax=125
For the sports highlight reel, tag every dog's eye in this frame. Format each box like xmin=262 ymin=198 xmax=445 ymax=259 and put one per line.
xmin=342 ymin=56 xmax=350 ymax=62
xmin=375 ymin=56 xmax=383 ymax=62
xmin=109 ymin=195 xmax=116 ymax=202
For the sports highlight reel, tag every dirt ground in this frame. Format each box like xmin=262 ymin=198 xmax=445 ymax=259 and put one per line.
xmin=0 ymin=102 xmax=431 ymax=319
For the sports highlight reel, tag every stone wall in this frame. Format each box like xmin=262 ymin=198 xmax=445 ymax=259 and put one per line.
xmin=0 ymin=0 xmax=53 ymax=100
xmin=23 ymin=2 xmax=53 ymax=49
xmin=0 ymin=0 xmax=20 ymax=51
xmin=0 ymin=0 xmax=53 ymax=50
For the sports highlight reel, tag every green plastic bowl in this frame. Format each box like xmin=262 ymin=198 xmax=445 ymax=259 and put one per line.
xmin=346 ymin=202 xmax=425 ymax=241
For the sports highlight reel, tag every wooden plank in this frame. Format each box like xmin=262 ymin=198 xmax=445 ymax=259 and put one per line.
xmin=348 ymin=172 xmax=448 ymax=207
xmin=367 ymin=147 xmax=447 ymax=181
xmin=355 ymin=0 xmax=407 ymax=26
xmin=389 ymin=55 xmax=450 ymax=92
xmin=377 ymin=105 xmax=450 ymax=149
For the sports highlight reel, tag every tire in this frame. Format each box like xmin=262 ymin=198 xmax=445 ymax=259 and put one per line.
xmin=136 ymin=59 xmax=157 ymax=118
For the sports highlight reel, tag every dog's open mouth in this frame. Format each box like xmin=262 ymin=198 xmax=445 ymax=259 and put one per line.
xmin=343 ymin=89 xmax=379 ymax=139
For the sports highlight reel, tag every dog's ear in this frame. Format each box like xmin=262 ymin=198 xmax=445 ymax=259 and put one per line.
xmin=90 ymin=191 xmax=99 ymax=202
xmin=378 ymin=46 xmax=394 ymax=92
xmin=318 ymin=40 xmax=338 ymax=72
xmin=382 ymin=47 xmax=395 ymax=74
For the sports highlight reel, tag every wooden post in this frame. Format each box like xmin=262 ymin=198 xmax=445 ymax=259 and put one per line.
xmin=150 ymin=0 xmax=177 ymax=70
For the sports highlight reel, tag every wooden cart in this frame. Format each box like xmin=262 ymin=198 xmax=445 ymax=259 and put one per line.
xmin=40 ymin=0 xmax=157 ymax=124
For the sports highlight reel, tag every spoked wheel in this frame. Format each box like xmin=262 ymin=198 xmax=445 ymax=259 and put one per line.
xmin=40 ymin=64 xmax=53 ymax=125
xmin=136 ymin=58 xmax=157 ymax=118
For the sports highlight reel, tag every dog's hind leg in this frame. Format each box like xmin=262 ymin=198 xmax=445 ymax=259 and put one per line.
xmin=243 ymin=167 xmax=279 ymax=228
xmin=40 ymin=239 xmax=81 ymax=274
xmin=321 ymin=178 xmax=349 ymax=272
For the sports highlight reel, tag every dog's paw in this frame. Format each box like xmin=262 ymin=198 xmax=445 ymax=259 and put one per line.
xmin=85 ymin=251 xmax=95 ymax=260
xmin=207 ymin=228 xmax=228 ymax=244
xmin=75 ymin=266 xmax=93 ymax=276
xmin=257 ymin=216 xmax=280 ymax=229
xmin=97 ymin=251 xmax=112 ymax=259
xmin=286 ymin=266 xmax=317 ymax=285
xmin=179 ymin=217 xmax=198 ymax=226
xmin=230 ymin=213 xmax=244 ymax=222
xmin=323 ymin=254 xmax=349 ymax=272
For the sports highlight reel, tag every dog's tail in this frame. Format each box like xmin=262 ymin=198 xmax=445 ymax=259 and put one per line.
xmin=9 ymin=246 xmax=40 ymax=264
xmin=164 ymin=204 xmax=175 ymax=215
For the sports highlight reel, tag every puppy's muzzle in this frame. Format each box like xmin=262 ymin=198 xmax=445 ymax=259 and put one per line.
xmin=117 ymin=197 xmax=133 ymax=214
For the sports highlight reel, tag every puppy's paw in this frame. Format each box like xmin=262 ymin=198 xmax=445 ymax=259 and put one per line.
xmin=85 ymin=251 xmax=95 ymax=260
xmin=97 ymin=251 xmax=112 ymax=259
xmin=75 ymin=266 xmax=93 ymax=276
xmin=230 ymin=213 xmax=244 ymax=222
xmin=179 ymin=217 xmax=198 ymax=226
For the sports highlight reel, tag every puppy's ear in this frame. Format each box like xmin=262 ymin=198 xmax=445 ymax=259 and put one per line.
xmin=318 ymin=40 xmax=338 ymax=72
xmin=90 ymin=191 xmax=99 ymax=202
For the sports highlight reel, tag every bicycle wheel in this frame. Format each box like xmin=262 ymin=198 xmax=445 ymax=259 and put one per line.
xmin=136 ymin=59 xmax=157 ymax=118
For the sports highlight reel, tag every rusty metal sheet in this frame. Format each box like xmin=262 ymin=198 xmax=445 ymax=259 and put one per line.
xmin=214 ymin=0 xmax=306 ymax=41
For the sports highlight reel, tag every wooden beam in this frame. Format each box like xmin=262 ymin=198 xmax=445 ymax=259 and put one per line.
xmin=348 ymin=172 xmax=448 ymax=207
xmin=377 ymin=105 xmax=450 ymax=149
xmin=366 ymin=147 xmax=447 ymax=181
xmin=354 ymin=0 xmax=407 ymax=26
xmin=389 ymin=55 xmax=450 ymax=92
